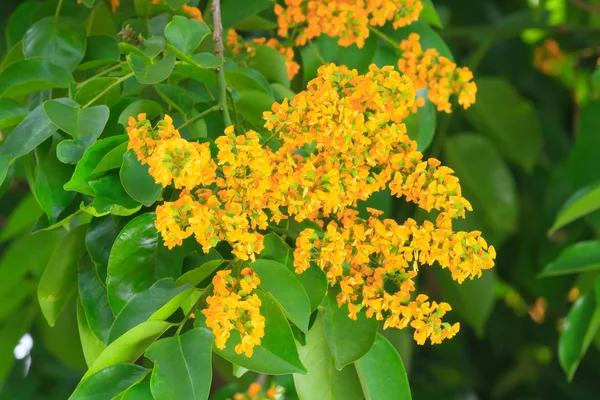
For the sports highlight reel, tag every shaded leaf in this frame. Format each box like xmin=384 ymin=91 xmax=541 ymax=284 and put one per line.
xmin=70 ymin=364 xmax=148 ymax=400
xmin=550 ymin=183 xmax=600 ymax=234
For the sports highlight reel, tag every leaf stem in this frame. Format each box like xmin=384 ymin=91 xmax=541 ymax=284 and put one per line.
xmin=226 ymin=87 xmax=239 ymax=134
xmin=212 ymin=0 xmax=233 ymax=128
xmin=178 ymin=105 xmax=221 ymax=131
xmin=368 ymin=26 xmax=400 ymax=50
xmin=54 ymin=0 xmax=64 ymax=19
xmin=83 ymin=72 xmax=134 ymax=108
xmin=77 ymin=63 xmax=123 ymax=88
xmin=175 ymin=294 xmax=203 ymax=336
xmin=307 ymin=38 xmax=326 ymax=64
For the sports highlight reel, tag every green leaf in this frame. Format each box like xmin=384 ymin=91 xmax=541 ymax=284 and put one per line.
xmin=247 ymin=45 xmax=290 ymax=88
xmin=78 ymin=35 xmax=120 ymax=70
xmin=190 ymin=53 xmax=223 ymax=69
xmin=79 ymin=255 xmax=115 ymax=344
xmin=321 ymin=287 xmax=379 ymax=370
xmin=64 ymin=135 xmax=128 ymax=196
xmin=540 ymin=241 xmax=600 ymax=277
xmin=405 ymin=97 xmax=436 ymax=152
xmin=225 ymin=67 xmax=272 ymax=96
xmin=220 ymin=0 xmax=273 ymax=29
xmin=87 ymin=2 xmax=117 ymax=36
xmin=128 ymin=53 xmax=176 ymax=84
xmin=209 ymin=290 xmax=306 ymax=375
xmin=464 ymin=78 xmax=542 ymax=172
xmin=86 ymin=215 xmax=122 ymax=282
xmin=109 ymin=278 xmax=192 ymax=343
xmin=294 ymin=314 xmax=363 ymax=400
xmin=0 ymin=58 xmax=71 ymax=98
xmin=155 ymin=84 xmax=194 ymax=115
xmin=145 ymin=328 xmax=214 ymax=400
xmin=0 ymin=194 xmax=43 ymax=242
xmin=336 ymin=34 xmax=378 ymax=74
xmin=0 ymin=103 xmax=57 ymax=182
xmin=107 ymin=213 xmax=183 ymax=313
xmin=550 ymin=183 xmax=600 ymax=234
xmin=122 ymin=382 xmax=153 ymax=400
xmin=0 ymin=305 xmax=36 ymax=384
xmin=83 ymin=320 xmax=171 ymax=379
xmin=444 ymin=133 xmax=518 ymax=233
xmin=23 ymin=16 xmax=86 ymax=70
xmin=271 ymin=83 xmax=295 ymax=102
xmin=38 ymin=224 xmax=88 ymax=326
xmin=89 ymin=173 xmax=142 ymax=216
xmin=120 ymin=149 xmax=162 ymax=207
xmin=43 ymin=100 xmax=110 ymax=164
xmin=70 ymin=364 xmax=148 ymax=400
xmin=236 ymin=90 xmax=274 ymax=127
xmin=433 ymin=267 xmax=496 ymax=337
xmin=355 ymin=334 xmax=411 ymax=400
xmin=0 ymin=98 xmax=28 ymax=130
xmin=421 ymin=0 xmax=443 ymax=28
xmin=118 ymin=99 xmax=163 ymax=127
xmin=6 ymin=2 xmax=39 ymax=48
xmin=559 ymin=282 xmax=600 ymax=381
xmin=77 ymin=298 xmax=106 ymax=367
xmin=165 ymin=16 xmax=210 ymax=55
xmin=93 ymin=142 xmax=128 ymax=174
xmin=164 ymin=0 xmax=187 ymax=9
xmin=251 ymin=259 xmax=311 ymax=332
xmin=260 ymin=233 xmax=327 ymax=312
xmin=571 ymin=100 xmax=600 ymax=188
xmin=176 ymin=260 xmax=225 ymax=287
xmin=75 ymin=77 xmax=122 ymax=108
xmin=35 ymin=143 xmax=77 ymax=225
xmin=386 ymin=20 xmax=453 ymax=60
xmin=139 ymin=37 xmax=167 ymax=59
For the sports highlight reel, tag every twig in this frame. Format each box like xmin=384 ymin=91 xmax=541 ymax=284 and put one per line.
xmin=54 ymin=0 xmax=64 ymax=18
xmin=83 ymin=72 xmax=134 ymax=108
xmin=77 ymin=63 xmax=123 ymax=88
xmin=212 ymin=0 xmax=233 ymax=128
xmin=226 ymin=87 xmax=240 ymax=134
xmin=307 ymin=38 xmax=326 ymax=64
xmin=368 ymin=26 xmax=401 ymax=50
xmin=178 ymin=105 xmax=221 ymax=131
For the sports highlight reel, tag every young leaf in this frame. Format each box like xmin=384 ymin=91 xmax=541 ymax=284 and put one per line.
xmin=355 ymin=334 xmax=411 ymax=400
xmin=145 ymin=328 xmax=214 ymax=400
xmin=128 ymin=53 xmax=176 ymax=84
xmin=251 ymin=259 xmax=311 ymax=332
xmin=540 ymin=241 xmax=600 ymax=277
xmin=69 ymin=364 xmax=148 ymax=400
xmin=164 ymin=16 xmax=210 ymax=55
xmin=321 ymin=287 xmax=379 ymax=370
xmin=38 ymin=224 xmax=88 ymax=327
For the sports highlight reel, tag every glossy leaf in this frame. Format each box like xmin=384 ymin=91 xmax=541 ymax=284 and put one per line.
xmin=89 ymin=174 xmax=142 ymax=216
xmin=405 ymin=97 xmax=436 ymax=152
xmin=145 ymin=328 xmax=213 ymax=400
xmin=79 ymin=35 xmax=120 ymax=70
xmin=108 ymin=278 xmax=192 ymax=343
xmin=321 ymin=287 xmax=379 ymax=370
xmin=294 ymin=314 xmax=363 ymax=400
xmin=220 ymin=0 xmax=273 ymax=29
xmin=64 ymin=136 xmax=129 ymax=196
xmin=23 ymin=16 xmax=87 ymax=70
xmin=247 ymin=45 xmax=290 ymax=88
xmin=43 ymin=100 xmax=110 ymax=164
xmin=550 ymin=183 xmax=600 ymax=233
xmin=164 ymin=16 xmax=210 ymax=54
xmin=176 ymin=260 xmax=225 ymax=287
xmin=260 ymin=233 xmax=327 ymax=312
xmin=79 ymin=255 xmax=115 ymax=344
xmin=107 ymin=213 xmax=183 ymax=313
xmin=122 ymin=382 xmax=154 ymax=400
xmin=35 ymin=144 xmax=76 ymax=224
xmin=77 ymin=298 xmax=106 ymax=367
xmin=70 ymin=364 xmax=147 ymax=400
xmin=464 ymin=77 xmax=542 ymax=171
xmin=236 ymin=90 xmax=274 ymax=127
xmin=444 ymin=133 xmax=518 ymax=233
xmin=75 ymin=77 xmax=122 ymax=107
xmin=83 ymin=320 xmax=171 ymax=379
xmin=540 ymin=241 xmax=600 ymax=277
xmin=38 ymin=224 xmax=88 ymax=327
xmin=251 ymin=259 xmax=311 ymax=332
xmin=0 ymin=58 xmax=71 ymax=98
xmin=120 ymin=149 xmax=162 ymax=207
xmin=93 ymin=142 xmax=128 ymax=174
xmin=209 ymin=290 xmax=306 ymax=375
xmin=355 ymin=334 xmax=411 ymax=400
xmin=118 ymin=99 xmax=163 ymax=127
xmin=85 ymin=215 xmax=121 ymax=282
xmin=559 ymin=284 xmax=600 ymax=381
xmin=0 ymin=98 xmax=28 ymax=130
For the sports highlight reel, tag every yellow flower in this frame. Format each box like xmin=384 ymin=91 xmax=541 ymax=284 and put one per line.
xmin=155 ymin=191 xmax=199 ymax=249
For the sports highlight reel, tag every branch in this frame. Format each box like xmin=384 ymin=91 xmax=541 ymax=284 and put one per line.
xmin=570 ymin=0 xmax=600 ymax=13
xmin=211 ymin=0 xmax=233 ymax=128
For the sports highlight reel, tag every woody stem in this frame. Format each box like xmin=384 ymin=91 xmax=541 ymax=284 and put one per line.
xmin=212 ymin=0 xmax=233 ymax=128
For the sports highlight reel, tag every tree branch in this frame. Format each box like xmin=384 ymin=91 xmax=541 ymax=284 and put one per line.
xmin=212 ymin=0 xmax=233 ymax=128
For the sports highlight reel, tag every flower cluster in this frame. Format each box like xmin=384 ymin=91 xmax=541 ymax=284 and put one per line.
xmin=202 ymin=269 xmax=265 ymax=357
xmin=534 ymin=39 xmax=566 ymax=76
xmin=274 ymin=0 xmax=423 ymax=48
xmin=227 ymin=30 xmax=300 ymax=80
xmin=398 ymin=33 xmax=477 ymax=112
xmin=130 ymin=63 xmax=493 ymax=347
xmin=230 ymin=382 xmax=284 ymax=400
